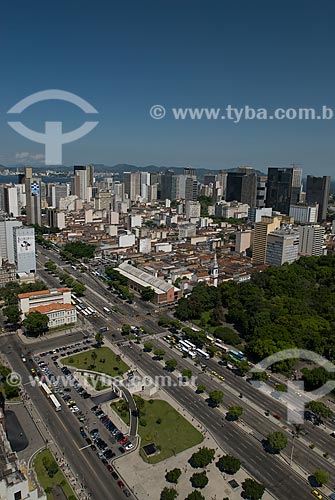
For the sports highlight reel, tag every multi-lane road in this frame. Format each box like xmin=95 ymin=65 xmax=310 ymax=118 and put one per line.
xmin=1 ymin=335 xmax=129 ymax=500
xmin=22 ymin=246 xmax=335 ymax=499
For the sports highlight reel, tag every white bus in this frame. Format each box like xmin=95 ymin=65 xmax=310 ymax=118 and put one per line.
xmin=179 ymin=340 xmax=192 ymax=352
xmin=40 ymin=382 xmax=52 ymax=398
xmin=82 ymin=309 xmax=89 ymax=316
xmin=103 ymin=306 xmax=111 ymax=313
xmin=182 ymin=339 xmax=197 ymax=350
xmin=49 ymin=394 xmax=62 ymax=412
xmin=214 ymin=341 xmax=228 ymax=352
xmin=87 ymin=306 xmax=96 ymax=315
xmin=196 ymin=348 xmax=210 ymax=360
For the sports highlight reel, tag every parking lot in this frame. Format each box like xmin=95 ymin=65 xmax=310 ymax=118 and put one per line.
xmin=30 ymin=340 xmax=135 ymax=498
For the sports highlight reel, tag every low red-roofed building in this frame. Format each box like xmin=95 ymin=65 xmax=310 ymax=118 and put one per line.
xmin=18 ymin=287 xmax=77 ymax=327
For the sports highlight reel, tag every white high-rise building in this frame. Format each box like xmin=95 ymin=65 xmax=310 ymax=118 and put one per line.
xmin=14 ymin=226 xmax=36 ymax=274
xmin=4 ymin=187 xmax=19 ymax=217
xmin=298 ymin=225 xmax=325 ymax=256
xmin=0 ymin=219 xmax=22 ymax=264
xmin=185 ymin=201 xmax=201 ymax=219
xmin=289 ymin=204 xmax=318 ymax=224
xmin=266 ymin=228 xmax=300 ymax=266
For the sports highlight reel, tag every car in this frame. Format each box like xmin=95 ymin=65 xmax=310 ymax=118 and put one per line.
xmin=331 ymin=431 xmax=335 ymax=438
xmin=101 ymin=458 xmax=108 ymax=466
xmin=124 ymin=443 xmax=133 ymax=451
xmin=119 ymin=437 xmax=129 ymax=446
xmin=118 ymin=446 xmax=125 ymax=454
xmin=273 ymin=413 xmax=281 ymax=420
xmin=111 ymin=471 xmax=119 ymax=480
xmin=85 ymin=438 xmax=92 ymax=445
xmin=90 ymin=444 xmax=97 ymax=451
xmin=123 ymin=489 xmax=131 ymax=497
xmin=312 ymin=490 xmax=323 ymax=499
xmin=118 ymin=481 xmax=125 ymax=489
xmin=104 ymin=449 xmax=115 ymax=460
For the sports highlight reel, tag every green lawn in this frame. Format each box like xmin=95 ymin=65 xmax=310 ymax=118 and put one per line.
xmin=111 ymin=400 xmax=130 ymax=425
xmin=131 ymin=397 xmax=203 ymax=463
xmin=33 ymin=448 xmax=77 ymax=500
xmin=62 ymin=347 xmax=129 ymax=377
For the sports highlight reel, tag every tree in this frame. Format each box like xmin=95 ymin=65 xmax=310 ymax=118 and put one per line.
xmin=185 ymin=491 xmax=205 ymax=500
xmin=189 ymin=447 xmax=215 ymax=468
xmin=208 ymin=390 xmax=224 ymax=407
xmin=242 ymin=478 xmax=265 ymax=500
xmin=71 ymin=280 xmax=86 ymax=296
xmin=22 ymin=311 xmax=49 ymax=337
xmin=165 ymin=468 xmax=181 ymax=484
xmin=62 ymin=242 xmax=96 ymax=260
xmin=95 ymin=332 xmax=104 ymax=345
xmin=227 ymin=406 xmax=243 ymax=421
xmin=251 ymin=371 xmax=268 ymax=381
xmin=217 ymin=454 xmax=241 ymax=474
xmin=3 ymin=381 xmax=19 ymax=399
xmin=160 ymin=487 xmax=178 ymax=500
xmin=307 ymin=401 xmax=333 ymax=421
xmin=237 ymin=360 xmax=250 ymax=376
xmin=206 ymin=345 xmax=217 ymax=358
xmin=153 ymin=349 xmax=166 ymax=360
xmin=143 ymin=342 xmax=153 ymax=352
xmin=190 ymin=472 xmax=208 ymax=489
xmin=314 ymin=469 xmax=329 ymax=486
xmin=267 ymin=431 xmax=288 ymax=453
xmin=135 ymin=396 xmax=145 ymax=411
xmin=91 ymin=351 xmax=97 ymax=367
xmin=3 ymin=305 xmax=21 ymax=325
xmin=275 ymin=383 xmax=287 ymax=392
xmin=141 ymin=286 xmax=155 ymax=302
xmin=121 ymin=324 xmax=131 ymax=336
xmin=165 ymin=359 xmax=177 ymax=372
xmin=196 ymin=384 xmax=206 ymax=394
xmin=181 ymin=369 xmax=193 ymax=379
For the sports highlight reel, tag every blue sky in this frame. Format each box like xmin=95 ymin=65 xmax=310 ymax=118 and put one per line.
xmin=1 ymin=0 xmax=335 ymax=175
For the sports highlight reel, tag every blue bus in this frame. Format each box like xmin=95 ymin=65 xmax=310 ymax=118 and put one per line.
xmin=229 ymin=350 xmax=244 ymax=361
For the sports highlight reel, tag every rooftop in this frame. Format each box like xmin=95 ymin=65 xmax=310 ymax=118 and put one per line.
xmin=28 ymin=303 xmax=75 ymax=315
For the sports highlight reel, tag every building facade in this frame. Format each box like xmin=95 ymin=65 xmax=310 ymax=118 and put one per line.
xmin=18 ymin=287 xmax=77 ymax=327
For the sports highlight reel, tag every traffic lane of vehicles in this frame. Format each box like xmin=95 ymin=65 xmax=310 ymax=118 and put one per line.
xmin=120 ymin=343 xmax=315 ymax=500
xmin=12 ymin=349 xmax=127 ymax=500
xmin=128 ymin=342 xmax=335 ymax=484
xmin=153 ymin=337 xmax=335 ymax=451
xmin=46 ymin=353 xmax=136 ymax=458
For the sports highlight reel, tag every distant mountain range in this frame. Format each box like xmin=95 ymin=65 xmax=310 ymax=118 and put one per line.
xmin=1 ymin=163 xmax=334 ymax=191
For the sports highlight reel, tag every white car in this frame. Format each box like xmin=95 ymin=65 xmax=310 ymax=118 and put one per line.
xmin=124 ymin=443 xmax=134 ymax=451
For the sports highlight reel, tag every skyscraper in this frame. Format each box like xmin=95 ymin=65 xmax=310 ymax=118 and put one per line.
xmin=252 ymin=216 xmax=281 ymax=264
xmin=226 ymin=168 xmax=257 ymax=207
xmin=291 ymin=166 xmax=303 ymax=204
xmin=298 ymin=225 xmax=324 ymax=256
xmin=72 ymin=165 xmax=94 ymax=202
xmin=124 ymin=172 xmax=141 ymax=201
xmin=265 ymin=228 xmax=300 ymax=266
xmin=13 ymin=226 xmax=36 ymax=274
xmin=23 ymin=167 xmax=41 ymax=226
xmin=306 ymin=175 xmax=331 ymax=222
xmin=265 ymin=167 xmax=293 ymax=215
